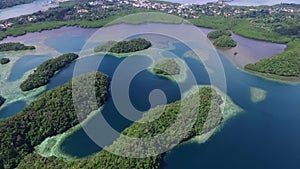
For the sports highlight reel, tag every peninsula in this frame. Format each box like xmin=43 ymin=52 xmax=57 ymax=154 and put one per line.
xmin=245 ymin=40 xmax=300 ymax=79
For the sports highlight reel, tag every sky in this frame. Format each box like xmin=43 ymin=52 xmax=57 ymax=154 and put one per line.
xmin=166 ymin=0 xmax=300 ymax=5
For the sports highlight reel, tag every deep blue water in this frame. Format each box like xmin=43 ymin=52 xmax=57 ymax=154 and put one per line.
xmin=8 ymin=55 xmax=51 ymax=82
xmin=56 ymin=39 xmax=300 ymax=169
xmin=163 ymin=51 xmax=300 ymax=169
xmin=55 ymin=54 xmax=188 ymax=157
xmin=1 ymin=29 xmax=300 ymax=168
xmin=0 ymin=101 xmax=27 ymax=119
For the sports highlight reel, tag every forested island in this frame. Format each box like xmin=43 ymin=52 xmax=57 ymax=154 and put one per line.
xmin=207 ymin=29 xmax=232 ymax=39
xmin=94 ymin=38 xmax=152 ymax=54
xmin=0 ymin=96 xmax=5 ymax=107
xmin=16 ymin=87 xmax=225 ymax=169
xmin=208 ymin=30 xmax=237 ymax=48
xmin=0 ymin=58 xmax=10 ymax=65
xmin=0 ymin=42 xmax=35 ymax=52
xmin=153 ymin=58 xmax=180 ymax=76
xmin=0 ymin=0 xmax=35 ymax=9
xmin=20 ymin=53 xmax=78 ymax=91
xmin=0 ymin=72 xmax=110 ymax=169
xmin=213 ymin=35 xmax=237 ymax=48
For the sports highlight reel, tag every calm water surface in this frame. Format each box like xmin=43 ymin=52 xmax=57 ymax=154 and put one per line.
xmin=0 ymin=25 xmax=299 ymax=168
xmin=8 ymin=55 xmax=51 ymax=82
xmin=0 ymin=0 xmax=58 ymax=21
xmin=0 ymin=101 xmax=27 ymax=119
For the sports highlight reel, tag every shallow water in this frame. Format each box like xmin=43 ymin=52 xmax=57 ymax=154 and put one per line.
xmin=8 ymin=55 xmax=51 ymax=82
xmin=0 ymin=24 xmax=299 ymax=168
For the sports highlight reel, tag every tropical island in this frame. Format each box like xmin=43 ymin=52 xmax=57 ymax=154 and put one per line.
xmin=20 ymin=53 xmax=78 ymax=91
xmin=0 ymin=0 xmax=299 ymax=168
xmin=207 ymin=30 xmax=237 ymax=48
xmin=15 ymin=86 xmax=240 ymax=169
xmin=207 ymin=29 xmax=232 ymax=39
xmin=0 ymin=72 xmax=110 ymax=169
xmin=0 ymin=42 xmax=35 ymax=52
xmin=153 ymin=58 xmax=180 ymax=76
xmin=0 ymin=96 xmax=5 ymax=107
xmin=94 ymin=38 xmax=152 ymax=54
xmin=0 ymin=58 xmax=10 ymax=65
xmin=213 ymin=35 xmax=237 ymax=48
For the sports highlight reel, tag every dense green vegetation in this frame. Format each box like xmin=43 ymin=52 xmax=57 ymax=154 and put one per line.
xmin=207 ymin=29 xmax=232 ymax=39
xmin=17 ymin=87 xmax=223 ymax=169
xmin=245 ymin=40 xmax=300 ymax=77
xmin=94 ymin=38 xmax=152 ymax=53
xmin=189 ymin=16 xmax=292 ymax=44
xmin=0 ymin=58 xmax=10 ymax=64
xmin=153 ymin=58 xmax=180 ymax=76
xmin=0 ymin=0 xmax=35 ymax=9
xmin=94 ymin=41 xmax=117 ymax=53
xmin=213 ymin=35 xmax=237 ymax=48
xmin=20 ymin=53 xmax=78 ymax=91
xmin=0 ymin=2 xmax=297 ymax=45
xmin=0 ymin=96 xmax=5 ymax=107
xmin=0 ymin=42 xmax=35 ymax=52
xmin=206 ymin=29 xmax=237 ymax=48
xmin=0 ymin=7 xmax=154 ymax=41
xmin=0 ymin=72 xmax=110 ymax=169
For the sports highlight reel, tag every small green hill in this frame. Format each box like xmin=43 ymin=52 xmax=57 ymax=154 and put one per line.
xmin=213 ymin=35 xmax=237 ymax=48
xmin=94 ymin=38 xmax=152 ymax=54
xmin=207 ymin=30 xmax=232 ymax=39
xmin=153 ymin=58 xmax=180 ymax=76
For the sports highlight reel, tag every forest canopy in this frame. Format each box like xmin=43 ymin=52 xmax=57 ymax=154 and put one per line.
xmin=0 ymin=42 xmax=35 ymax=52
xmin=213 ymin=35 xmax=237 ymax=48
xmin=17 ymin=87 xmax=224 ymax=169
xmin=94 ymin=38 xmax=152 ymax=53
xmin=20 ymin=53 xmax=78 ymax=91
xmin=153 ymin=58 xmax=180 ymax=76
xmin=245 ymin=40 xmax=300 ymax=77
xmin=207 ymin=29 xmax=232 ymax=39
xmin=0 ymin=72 xmax=110 ymax=169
